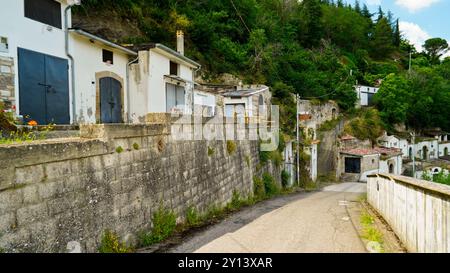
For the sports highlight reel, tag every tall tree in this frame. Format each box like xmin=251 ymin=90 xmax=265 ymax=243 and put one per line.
xmin=370 ymin=17 xmax=394 ymax=59
xmin=393 ymin=19 xmax=401 ymax=47
xmin=423 ymin=38 xmax=449 ymax=64
xmin=297 ymin=0 xmax=323 ymax=48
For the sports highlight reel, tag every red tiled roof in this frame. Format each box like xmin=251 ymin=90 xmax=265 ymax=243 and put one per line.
xmin=341 ymin=147 xmax=402 ymax=157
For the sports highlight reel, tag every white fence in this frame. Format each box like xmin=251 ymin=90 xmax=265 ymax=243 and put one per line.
xmin=367 ymin=174 xmax=450 ymax=253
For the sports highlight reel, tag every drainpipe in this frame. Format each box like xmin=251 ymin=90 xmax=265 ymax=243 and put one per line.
xmin=64 ymin=4 xmax=77 ymax=124
xmin=126 ymin=56 xmax=139 ymax=123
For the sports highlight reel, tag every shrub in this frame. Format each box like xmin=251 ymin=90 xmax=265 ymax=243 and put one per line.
xmin=139 ymin=205 xmax=177 ymax=246
xmin=281 ymin=170 xmax=291 ymax=189
xmin=226 ymin=140 xmax=236 ymax=155
xmin=245 ymin=155 xmax=251 ymax=167
xmin=227 ymin=190 xmax=242 ymax=210
xmin=185 ymin=206 xmax=200 ymax=227
xmin=98 ymin=230 xmax=132 ymax=253
xmin=259 ymin=151 xmax=270 ymax=164
xmin=253 ymin=176 xmax=266 ymax=200
xmin=263 ymin=173 xmax=280 ymax=197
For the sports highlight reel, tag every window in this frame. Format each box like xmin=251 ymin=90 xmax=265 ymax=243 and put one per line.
xmin=102 ymin=49 xmax=114 ymax=65
xmin=170 ymin=61 xmax=179 ymax=76
xmin=345 ymin=157 xmax=361 ymax=174
xmin=166 ymin=83 xmax=185 ymax=113
xmin=24 ymin=0 xmax=62 ymax=29
xmin=0 ymin=36 xmax=8 ymax=53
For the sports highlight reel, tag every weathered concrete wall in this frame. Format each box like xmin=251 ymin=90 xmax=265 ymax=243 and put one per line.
xmin=0 ymin=56 xmax=15 ymax=110
xmin=0 ymin=122 xmax=279 ymax=253
xmin=367 ymin=174 xmax=450 ymax=253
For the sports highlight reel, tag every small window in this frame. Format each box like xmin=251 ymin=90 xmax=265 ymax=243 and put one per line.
xmin=170 ymin=61 xmax=179 ymax=76
xmin=0 ymin=36 xmax=8 ymax=53
xmin=24 ymin=0 xmax=62 ymax=29
xmin=103 ymin=49 xmax=114 ymax=65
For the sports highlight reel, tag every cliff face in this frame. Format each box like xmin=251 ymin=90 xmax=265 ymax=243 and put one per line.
xmin=72 ymin=9 xmax=144 ymax=44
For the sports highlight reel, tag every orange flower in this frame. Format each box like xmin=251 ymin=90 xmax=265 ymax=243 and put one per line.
xmin=28 ymin=120 xmax=38 ymax=126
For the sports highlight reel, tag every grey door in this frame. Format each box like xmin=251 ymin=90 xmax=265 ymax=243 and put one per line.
xmin=100 ymin=77 xmax=122 ymax=123
xmin=18 ymin=48 xmax=70 ymax=125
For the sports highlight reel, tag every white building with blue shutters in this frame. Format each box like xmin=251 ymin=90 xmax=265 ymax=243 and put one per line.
xmin=0 ymin=0 xmax=138 ymax=125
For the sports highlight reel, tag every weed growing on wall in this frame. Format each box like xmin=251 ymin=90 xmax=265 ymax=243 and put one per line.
xmin=116 ymin=146 xmax=124 ymax=153
xmin=253 ymin=176 xmax=266 ymax=200
xmin=226 ymin=190 xmax=242 ymax=211
xmin=133 ymin=143 xmax=140 ymax=150
xmin=207 ymin=146 xmax=215 ymax=156
xmin=98 ymin=230 xmax=132 ymax=253
xmin=281 ymin=170 xmax=291 ymax=189
xmin=139 ymin=205 xmax=177 ymax=246
xmin=245 ymin=155 xmax=251 ymax=167
xmin=226 ymin=140 xmax=236 ymax=155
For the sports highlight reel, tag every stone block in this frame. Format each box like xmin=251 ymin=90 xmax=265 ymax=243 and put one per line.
xmin=0 ymin=212 xmax=16 ymax=233
xmin=16 ymin=203 xmax=48 ymax=226
xmin=22 ymin=185 xmax=40 ymax=205
xmin=15 ymin=165 xmax=44 ymax=186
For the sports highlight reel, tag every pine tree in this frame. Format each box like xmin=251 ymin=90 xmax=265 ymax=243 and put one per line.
xmin=371 ymin=17 xmax=394 ymax=59
xmin=354 ymin=0 xmax=361 ymax=14
xmin=298 ymin=0 xmax=323 ymax=48
xmin=393 ymin=19 xmax=401 ymax=47
xmin=377 ymin=6 xmax=384 ymax=22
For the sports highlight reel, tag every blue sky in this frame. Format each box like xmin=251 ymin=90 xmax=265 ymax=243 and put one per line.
xmin=359 ymin=0 xmax=450 ymax=55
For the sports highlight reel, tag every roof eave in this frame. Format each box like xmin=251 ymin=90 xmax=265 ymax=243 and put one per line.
xmin=69 ymin=29 xmax=138 ymax=56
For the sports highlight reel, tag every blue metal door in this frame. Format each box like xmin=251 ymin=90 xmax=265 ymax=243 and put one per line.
xmin=18 ymin=48 xmax=70 ymax=125
xmin=100 ymin=77 xmax=122 ymax=123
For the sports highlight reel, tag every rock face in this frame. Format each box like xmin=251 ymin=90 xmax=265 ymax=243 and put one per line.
xmin=0 ymin=123 xmax=280 ymax=253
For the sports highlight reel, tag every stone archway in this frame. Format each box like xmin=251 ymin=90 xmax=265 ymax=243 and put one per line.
xmin=389 ymin=163 xmax=395 ymax=174
xmin=95 ymin=71 xmax=125 ymax=123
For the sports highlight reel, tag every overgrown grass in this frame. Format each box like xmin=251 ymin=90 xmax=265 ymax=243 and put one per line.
xmin=98 ymin=230 xmax=132 ymax=253
xmin=139 ymin=205 xmax=177 ymax=247
xmin=281 ymin=170 xmax=291 ymax=189
xmin=0 ymin=131 xmax=37 ymax=145
xmin=262 ymin=173 xmax=280 ymax=197
xmin=185 ymin=206 xmax=201 ymax=227
xmin=359 ymin=209 xmax=384 ymax=252
xmin=360 ymin=212 xmax=375 ymax=226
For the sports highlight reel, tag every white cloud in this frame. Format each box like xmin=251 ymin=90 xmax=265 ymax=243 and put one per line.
xmin=367 ymin=0 xmax=382 ymax=5
xmin=399 ymin=21 xmax=431 ymax=52
xmin=395 ymin=0 xmax=440 ymax=13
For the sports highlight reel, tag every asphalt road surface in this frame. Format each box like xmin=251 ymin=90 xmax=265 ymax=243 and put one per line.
xmin=167 ymin=182 xmax=368 ymax=253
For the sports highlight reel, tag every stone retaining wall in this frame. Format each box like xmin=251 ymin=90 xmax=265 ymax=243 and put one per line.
xmin=0 ymin=122 xmax=280 ymax=252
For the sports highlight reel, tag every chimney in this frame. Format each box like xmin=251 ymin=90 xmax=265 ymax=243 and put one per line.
xmin=176 ymin=30 xmax=184 ymax=55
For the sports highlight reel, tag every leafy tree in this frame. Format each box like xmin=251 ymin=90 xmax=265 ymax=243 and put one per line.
xmin=423 ymin=38 xmax=449 ymax=65
xmin=370 ymin=18 xmax=394 ymax=59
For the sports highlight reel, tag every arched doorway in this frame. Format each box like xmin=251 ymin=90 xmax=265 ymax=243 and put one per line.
xmin=389 ymin=163 xmax=395 ymax=174
xmin=409 ymin=147 xmax=413 ymax=160
xmin=332 ymin=108 xmax=337 ymax=119
xmin=423 ymin=146 xmax=428 ymax=160
xmin=445 ymin=147 xmax=449 ymax=156
xmin=99 ymin=77 xmax=123 ymax=123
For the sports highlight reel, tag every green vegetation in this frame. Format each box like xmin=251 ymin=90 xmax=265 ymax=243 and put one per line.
xmin=253 ymin=176 xmax=266 ymax=200
xmin=139 ymin=205 xmax=177 ymax=246
xmin=359 ymin=211 xmax=384 ymax=252
xmin=422 ymin=171 xmax=450 ymax=186
xmin=185 ymin=206 xmax=201 ymax=227
xmin=344 ymin=108 xmax=384 ymax=146
xmin=116 ymin=146 xmax=124 ymax=153
xmin=318 ymin=118 xmax=341 ymax=132
xmin=207 ymin=146 xmax=215 ymax=156
xmin=226 ymin=141 xmax=236 ymax=155
xmin=132 ymin=143 xmax=140 ymax=150
xmin=245 ymin=155 xmax=251 ymax=167
xmin=281 ymin=170 xmax=291 ymax=189
xmin=0 ymin=131 xmax=37 ymax=145
xmin=98 ymin=230 xmax=132 ymax=253
xmin=262 ymin=172 xmax=280 ymax=197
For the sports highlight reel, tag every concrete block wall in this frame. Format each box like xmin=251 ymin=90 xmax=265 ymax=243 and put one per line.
xmin=0 ymin=123 xmax=280 ymax=252
xmin=367 ymin=174 xmax=450 ymax=253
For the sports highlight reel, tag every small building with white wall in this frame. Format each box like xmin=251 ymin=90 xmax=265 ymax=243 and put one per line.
xmin=128 ymin=39 xmax=201 ymax=123
xmin=355 ymin=85 xmax=379 ymax=107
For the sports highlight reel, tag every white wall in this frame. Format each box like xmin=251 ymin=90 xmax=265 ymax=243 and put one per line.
xmin=70 ymin=34 xmax=131 ymax=124
xmin=439 ymin=142 xmax=450 ymax=157
xmin=224 ymin=97 xmax=252 ymax=117
xmin=355 ymin=85 xmax=379 ymax=107
xmin=379 ymin=155 xmax=402 ymax=176
xmin=368 ymin=174 xmax=450 ymax=253
xmin=0 ymin=0 xmax=71 ymax=118
xmin=194 ymin=90 xmax=216 ymax=116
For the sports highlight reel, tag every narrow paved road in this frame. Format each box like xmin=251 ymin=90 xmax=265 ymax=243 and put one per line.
xmin=168 ymin=183 xmax=368 ymax=253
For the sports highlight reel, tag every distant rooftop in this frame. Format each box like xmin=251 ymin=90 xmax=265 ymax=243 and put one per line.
xmin=341 ymin=147 xmax=402 ymax=157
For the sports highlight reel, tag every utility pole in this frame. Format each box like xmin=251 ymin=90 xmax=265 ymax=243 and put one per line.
xmin=411 ymin=131 xmax=416 ymax=178
xmin=408 ymin=50 xmax=412 ymax=74
xmin=296 ymin=94 xmax=300 ymax=187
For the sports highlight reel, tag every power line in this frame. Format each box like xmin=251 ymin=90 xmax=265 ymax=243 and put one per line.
xmin=229 ymin=0 xmax=251 ymax=33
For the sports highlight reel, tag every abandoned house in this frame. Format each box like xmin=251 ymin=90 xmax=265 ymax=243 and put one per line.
xmin=128 ymin=31 xmax=201 ymax=122
xmin=354 ymin=85 xmax=379 ymax=108
xmin=338 ymin=147 xmax=403 ymax=182
xmin=0 ymin=0 xmax=141 ymax=125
